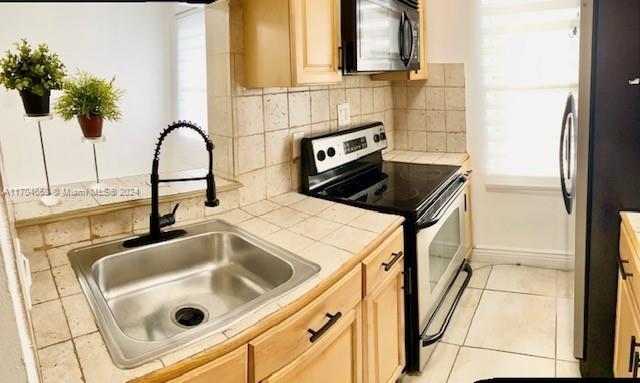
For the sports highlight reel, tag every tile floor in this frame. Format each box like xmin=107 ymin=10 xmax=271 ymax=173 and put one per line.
xmin=402 ymin=263 xmax=581 ymax=383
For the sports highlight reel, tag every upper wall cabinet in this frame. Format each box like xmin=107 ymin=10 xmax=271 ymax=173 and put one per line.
xmin=244 ymin=0 xmax=343 ymax=87
xmin=372 ymin=2 xmax=428 ymax=81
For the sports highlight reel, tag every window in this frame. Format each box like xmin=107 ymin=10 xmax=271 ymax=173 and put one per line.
xmin=175 ymin=8 xmax=207 ymax=127
xmin=482 ymin=0 xmax=580 ymax=181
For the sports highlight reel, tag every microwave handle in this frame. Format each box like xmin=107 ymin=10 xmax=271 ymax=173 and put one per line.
xmin=406 ymin=15 xmax=415 ymax=67
xmin=398 ymin=12 xmax=407 ymax=63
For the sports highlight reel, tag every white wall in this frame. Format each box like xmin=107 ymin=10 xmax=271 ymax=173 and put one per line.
xmin=0 ymin=3 xmax=207 ymax=189
xmin=426 ymin=0 xmax=573 ymax=267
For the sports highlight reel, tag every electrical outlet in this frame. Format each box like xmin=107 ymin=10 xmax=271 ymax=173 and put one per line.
xmin=292 ymin=131 xmax=306 ymax=159
xmin=338 ymin=103 xmax=351 ymax=128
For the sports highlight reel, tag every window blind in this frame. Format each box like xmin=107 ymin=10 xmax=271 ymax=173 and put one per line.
xmin=175 ymin=8 xmax=207 ymax=128
xmin=482 ymin=0 xmax=580 ymax=180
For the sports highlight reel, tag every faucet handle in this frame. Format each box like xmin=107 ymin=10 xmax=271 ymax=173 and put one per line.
xmin=158 ymin=203 xmax=180 ymax=229
xmin=171 ymin=203 xmax=180 ymax=216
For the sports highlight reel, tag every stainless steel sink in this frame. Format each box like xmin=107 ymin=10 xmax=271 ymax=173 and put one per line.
xmin=69 ymin=220 xmax=320 ymax=368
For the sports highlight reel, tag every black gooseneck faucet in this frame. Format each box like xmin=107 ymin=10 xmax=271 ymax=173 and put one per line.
xmin=123 ymin=121 xmax=219 ymax=248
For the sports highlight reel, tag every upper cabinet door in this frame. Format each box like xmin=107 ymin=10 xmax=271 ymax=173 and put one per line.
xmin=289 ymin=0 xmax=343 ymax=85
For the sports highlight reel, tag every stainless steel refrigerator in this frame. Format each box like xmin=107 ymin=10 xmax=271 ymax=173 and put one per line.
xmin=570 ymin=0 xmax=640 ymax=377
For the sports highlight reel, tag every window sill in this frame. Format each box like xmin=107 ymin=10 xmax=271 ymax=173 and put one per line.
xmin=485 ymin=175 xmax=561 ymax=193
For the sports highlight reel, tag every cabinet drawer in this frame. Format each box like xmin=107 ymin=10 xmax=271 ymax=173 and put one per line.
xmin=262 ymin=305 xmax=362 ymax=383
xmin=620 ymin=223 xmax=640 ymax=307
xmin=249 ymin=267 xmax=362 ymax=383
xmin=362 ymin=227 xmax=404 ymax=295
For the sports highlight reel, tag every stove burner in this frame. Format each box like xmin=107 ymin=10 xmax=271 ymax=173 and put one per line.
xmin=382 ymin=187 xmax=420 ymax=201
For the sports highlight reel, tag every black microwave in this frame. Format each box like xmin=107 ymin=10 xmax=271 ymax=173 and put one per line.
xmin=341 ymin=0 xmax=420 ymax=73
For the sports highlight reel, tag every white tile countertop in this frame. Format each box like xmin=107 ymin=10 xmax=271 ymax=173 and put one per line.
xmin=622 ymin=211 xmax=640 ymax=248
xmin=33 ymin=192 xmax=404 ymax=383
xmin=383 ymin=150 xmax=469 ymax=166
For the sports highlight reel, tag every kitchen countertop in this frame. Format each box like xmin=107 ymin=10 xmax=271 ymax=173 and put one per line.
xmin=621 ymin=212 xmax=640 ymax=252
xmin=383 ymin=150 xmax=469 ymax=166
xmin=10 ymin=168 xmax=242 ymax=227
xmin=34 ymin=192 xmax=404 ymax=383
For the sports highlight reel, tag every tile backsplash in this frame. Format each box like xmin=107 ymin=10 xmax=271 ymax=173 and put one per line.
xmin=206 ymin=2 xmax=467 ymax=207
xmin=207 ymin=0 xmax=394 ymax=206
xmin=392 ymin=63 xmax=467 ymax=153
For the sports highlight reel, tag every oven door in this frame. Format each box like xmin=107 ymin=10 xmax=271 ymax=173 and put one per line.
xmin=353 ymin=0 xmax=420 ymax=72
xmin=414 ymin=182 xmax=469 ymax=367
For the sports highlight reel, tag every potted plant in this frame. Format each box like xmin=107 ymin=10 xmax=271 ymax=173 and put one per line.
xmin=54 ymin=71 xmax=123 ymax=138
xmin=0 ymin=39 xmax=66 ymax=116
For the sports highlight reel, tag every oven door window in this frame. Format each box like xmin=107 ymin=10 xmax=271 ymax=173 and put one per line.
xmin=428 ymin=208 xmax=462 ymax=293
xmin=357 ymin=0 xmax=402 ymax=65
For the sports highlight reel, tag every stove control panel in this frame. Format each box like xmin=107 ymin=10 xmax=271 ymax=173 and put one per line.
xmin=304 ymin=122 xmax=387 ymax=174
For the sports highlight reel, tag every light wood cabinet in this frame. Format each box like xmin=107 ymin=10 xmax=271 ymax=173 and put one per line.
xmin=371 ymin=2 xmax=427 ymax=82
xmin=168 ymin=345 xmax=247 ymax=383
xmin=249 ymin=267 xmax=362 ymax=382
xmin=614 ymin=278 xmax=640 ymax=378
xmin=262 ymin=305 xmax=363 ymax=383
xmin=244 ymin=0 xmax=342 ymax=88
xmin=363 ymin=257 xmax=405 ymax=383
xmin=144 ymin=225 xmax=405 ymax=383
xmin=614 ymin=219 xmax=640 ymax=378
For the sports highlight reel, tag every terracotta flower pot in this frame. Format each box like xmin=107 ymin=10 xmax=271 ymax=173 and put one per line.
xmin=77 ymin=115 xmax=103 ymax=138
xmin=20 ymin=90 xmax=50 ymax=117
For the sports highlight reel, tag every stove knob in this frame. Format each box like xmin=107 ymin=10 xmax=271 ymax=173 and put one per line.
xmin=317 ymin=150 xmax=326 ymax=161
xmin=373 ymin=134 xmax=380 ymax=143
xmin=380 ymin=132 xmax=386 ymax=140
xmin=327 ymin=147 xmax=336 ymax=157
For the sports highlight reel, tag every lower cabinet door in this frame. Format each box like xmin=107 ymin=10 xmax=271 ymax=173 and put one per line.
xmin=262 ymin=305 xmax=363 ymax=383
xmin=169 ymin=345 xmax=247 ymax=383
xmin=614 ymin=279 xmax=640 ymax=378
xmin=363 ymin=261 xmax=405 ymax=383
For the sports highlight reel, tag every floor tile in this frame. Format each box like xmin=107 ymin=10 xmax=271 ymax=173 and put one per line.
xmin=402 ymin=343 xmax=459 ymax=383
xmin=556 ymin=360 xmax=581 ymax=377
xmin=557 ymin=297 xmax=575 ymax=361
xmin=441 ymin=288 xmax=482 ymax=345
xmin=467 ymin=262 xmax=491 ymax=289
xmin=465 ymin=290 xmax=556 ymax=358
xmin=486 ymin=265 xmax=557 ymax=296
xmin=557 ymin=270 xmax=575 ymax=298
xmin=447 ymin=347 xmax=555 ymax=382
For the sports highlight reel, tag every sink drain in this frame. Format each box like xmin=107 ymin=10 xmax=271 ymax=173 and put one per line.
xmin=172 ymin=305 xmax=208 ymax=329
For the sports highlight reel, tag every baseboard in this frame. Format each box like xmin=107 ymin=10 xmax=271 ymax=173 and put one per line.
xmin=471 ymin=245 xmax=575 ymax=270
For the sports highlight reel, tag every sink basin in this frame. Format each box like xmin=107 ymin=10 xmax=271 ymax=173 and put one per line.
xmin=69 ymin=220 xmax=320 ymax=368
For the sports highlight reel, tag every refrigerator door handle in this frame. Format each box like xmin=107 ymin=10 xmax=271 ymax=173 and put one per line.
xmin=560 ymin=93 xmax=576 ymax=214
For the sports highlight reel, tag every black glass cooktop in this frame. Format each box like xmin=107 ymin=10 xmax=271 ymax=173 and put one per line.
xmin=316 ymin=161 xmax=461 ymax=217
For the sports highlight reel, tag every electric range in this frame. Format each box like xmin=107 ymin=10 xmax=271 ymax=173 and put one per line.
xmin=301 ymin=122 xmax=472 ymax=373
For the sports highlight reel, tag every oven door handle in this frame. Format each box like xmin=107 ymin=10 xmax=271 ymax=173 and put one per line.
xmin=416 ymin=176 xmax=469 ymax=230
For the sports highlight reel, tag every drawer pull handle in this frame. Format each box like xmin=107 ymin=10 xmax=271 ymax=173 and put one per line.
xmin=382 ymin=251 xmax=403 ymax=271
xmin=634 ymin=351 xmax=640 ymax=378
xmin=308 ymin=312 xmax=342 ymax=343
xmin=617 ymin=254 xmax=634 ymax=280
xmin=630 ymin=336 xmax=640 ymax=372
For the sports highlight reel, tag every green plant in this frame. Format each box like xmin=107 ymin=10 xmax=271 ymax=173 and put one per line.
xmin=54 ymin=71 xmax=124 ymax=121
xmin=0 ymin=39 xmax=66 ymax=96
